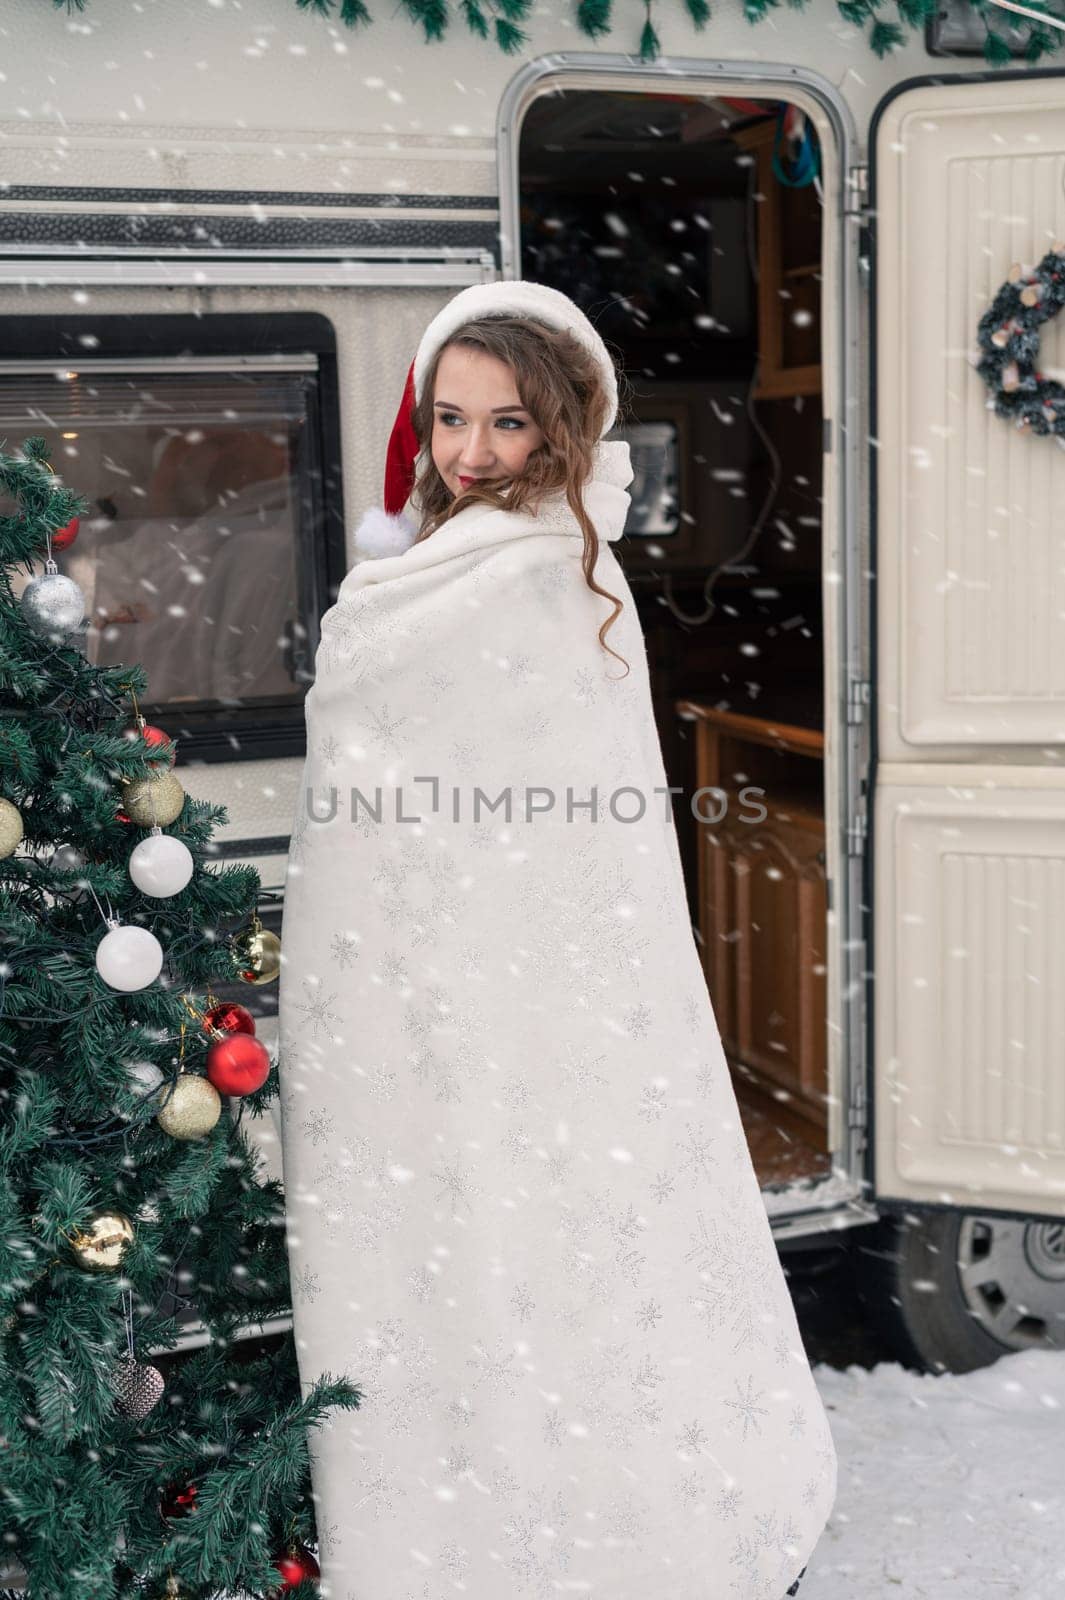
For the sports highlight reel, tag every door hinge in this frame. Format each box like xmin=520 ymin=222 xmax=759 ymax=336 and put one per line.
xmin=847 ymin=676 xmax=871 ymax=725
xmin=848 ymin=1065 xmax=868 ymax=1142
xmin=846 ymin=807 xmax=868 ymax=857
xmin=845 ymin=163 xmax=869 ymax=218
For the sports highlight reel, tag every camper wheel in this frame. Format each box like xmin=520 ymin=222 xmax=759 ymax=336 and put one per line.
xmin=854 ymin=1208 xmax=1065 ymax=1375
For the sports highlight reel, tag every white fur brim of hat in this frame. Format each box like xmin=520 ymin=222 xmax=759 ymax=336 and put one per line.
xmin=412 ymin=280 xmax=619 ymax=435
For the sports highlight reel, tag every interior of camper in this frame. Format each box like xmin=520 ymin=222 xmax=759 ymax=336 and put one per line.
xmin=518 ymin=90 xmax=831 ymax=1192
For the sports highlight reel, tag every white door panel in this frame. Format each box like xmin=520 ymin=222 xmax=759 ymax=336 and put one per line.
xmin=875 ymin=78 xmax=1065 ymax=761
xmin=874 ymin=77 xmax=1065 ymax=1218
xmin=875 ymin=770 xmax=1065 ymax=1215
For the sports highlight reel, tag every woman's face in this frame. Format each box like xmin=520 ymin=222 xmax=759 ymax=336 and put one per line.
xmin=431 ymin=344 xmax=546 ymax=499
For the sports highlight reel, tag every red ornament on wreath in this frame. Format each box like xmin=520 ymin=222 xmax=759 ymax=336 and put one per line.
xmin=159 ymin=1478 xmax=198 ymax=1520
xmin=205 ymin=1030 xmax=271 ymax=1095
xmin=270 ymin=1544 xmax=320 ymax=1593
xmin=50 ymin=515 xmax=80 ymax=552
xmin=203 ymin=1001 xmax=256 ymax=1037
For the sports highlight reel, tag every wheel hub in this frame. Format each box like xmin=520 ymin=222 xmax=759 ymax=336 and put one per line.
xmin=957 ymin=1215 xmax=1065 ymax=1352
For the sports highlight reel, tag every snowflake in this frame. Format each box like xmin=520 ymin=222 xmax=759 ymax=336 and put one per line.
xmin=364 ymin=702 xmax=410 ymax=754
xmin=716 ymin=1485 xmax=743 ymax=1522
xmin=292 ymin=978 xmax=341 ymax=1041
xmin=432 ymin=1153 xmax=480 ymax=1213
xmin=299 ymin=1110 xmax=335 ymax=1148
xmin=466 ymin=1338 xmax=521 ymax=1397
xmin=635 ymin=1297 xmax=662 ymax=1332
xmin=330 ymin=931 xmax=360 ymax=969
xmin=677 ymin=1417 xmax=708 ymax=1453
xmin=650 ymin=1169 xmax=676 ymax=1203
xmin=675 ymin=1121 xmax=720 ymax=1188
xmin=723 ymin=1374 xmax=770 ymax=1442
xmin=293 ymin=1265 xmax=321 ymax=1302
xmin=572 ymin=666 xmax=598 ymax=706
xmin=623 ymin=1001 xmax=653 ymax=1039
xmin=638 ymin=1083 xmax=668 ymax=1121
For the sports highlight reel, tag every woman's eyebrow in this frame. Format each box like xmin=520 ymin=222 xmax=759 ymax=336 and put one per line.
xmin=433 ymin=401 xmax=528 ymax=414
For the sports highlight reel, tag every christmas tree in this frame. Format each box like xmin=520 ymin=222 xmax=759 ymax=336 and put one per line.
xmin=0 ymin=437 xmax=360 ymax=1599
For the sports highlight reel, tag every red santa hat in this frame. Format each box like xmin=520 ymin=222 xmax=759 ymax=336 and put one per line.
xmin=382 ymin=279 xmax=620 ymax=514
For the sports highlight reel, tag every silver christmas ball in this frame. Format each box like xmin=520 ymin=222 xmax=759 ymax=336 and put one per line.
xmin=0 ymin=798 xmax=24 ymax=860
xmin=20 ymin=569 xmax=86 ymax=642
xmin=110 ymin=1353 xmax=165 ymax=1419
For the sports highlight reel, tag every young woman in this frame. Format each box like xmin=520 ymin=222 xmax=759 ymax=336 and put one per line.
xmin=278 ymin=280 xmax=835 ymax=1600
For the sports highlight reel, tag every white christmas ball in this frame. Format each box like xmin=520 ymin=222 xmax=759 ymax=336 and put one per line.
xmin=95 ymin=924 xmax=164 ymax=992
xmin=126 ymin=1060 xmax=165 ymax=1098
xmin=128 ymin=833 xmax=194 ymax=897
xmin=20 ymin=571 xmax=86 ymax=641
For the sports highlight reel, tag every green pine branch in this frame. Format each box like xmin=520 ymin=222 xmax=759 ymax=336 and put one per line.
xmin=1 ymin=436 xmax=361 ymax=1594
xmin=38 ymin=0 xmax=1065 ymax=64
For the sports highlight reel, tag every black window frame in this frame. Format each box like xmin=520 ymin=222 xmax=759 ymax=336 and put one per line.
xmin=0 ymin=311 xmax=346 ymax=766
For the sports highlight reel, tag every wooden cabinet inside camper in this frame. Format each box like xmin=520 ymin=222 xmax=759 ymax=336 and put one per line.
xmin=676 ymin=702 xmax=829 ymax=1146
xmin=731 ymin=118 xmax=822 ymax=402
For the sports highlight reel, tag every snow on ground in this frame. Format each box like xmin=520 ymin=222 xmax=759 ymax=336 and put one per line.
xmin=802 ymin=1348 xmax=1065 ymax=1599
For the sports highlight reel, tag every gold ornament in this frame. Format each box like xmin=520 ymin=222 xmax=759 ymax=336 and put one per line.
xmin=0 ymin=798 xmax=24 ymax=859
xmin=233 ymin=915 xmax=281 ymax=985
xmin=164 ymin=1576 xmax=191 ymax=1599
xmin=121 ymin=771 xmax=186 ymax=828
xmin=155 ymin=1072 xmax=222 ymax=1140
xmin=1020 ymin=285 xmax=1042 ymax=308
xmin=68 ymin=1208 xmax=135 ymax=1272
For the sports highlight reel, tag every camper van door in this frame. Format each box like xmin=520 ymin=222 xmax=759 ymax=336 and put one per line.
xmin=871 ymin=70 xmax=1065 ymax=1222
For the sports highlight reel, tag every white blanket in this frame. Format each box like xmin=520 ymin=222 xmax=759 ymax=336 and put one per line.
xmin=277 ymin=439 xmax=837 ymax=1600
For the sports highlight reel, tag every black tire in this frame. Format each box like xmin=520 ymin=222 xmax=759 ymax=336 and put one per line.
xmin=853 ymin=1207 xmax=1065 ymax=1375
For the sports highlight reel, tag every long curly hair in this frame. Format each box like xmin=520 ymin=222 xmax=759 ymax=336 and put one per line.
xmin=408 ymin=314 xmax=630 ymax=676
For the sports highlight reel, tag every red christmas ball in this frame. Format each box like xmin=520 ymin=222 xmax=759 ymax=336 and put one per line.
xmin=159 ymin=1478 xmax=198 ymax=1519
xmin=124 ymin=721 xmax=176 ymax=769
xmin=51 ymin=516 xmax=80 ymax=551
xmin=271 ymin=1546 xmax=320 ymax=1591
xmin=205 ymin=1031 xmax=271 ymax=1096
xmin=203 ymin=1001 xmax=256 ymax=1036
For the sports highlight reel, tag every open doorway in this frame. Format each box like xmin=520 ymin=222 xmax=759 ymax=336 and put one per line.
xmin=518 ymin=89 xmax=832 ymax=1191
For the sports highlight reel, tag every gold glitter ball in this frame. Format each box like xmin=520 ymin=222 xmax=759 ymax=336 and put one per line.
xmin=156 ymin=1074 xmax=222 ymax=1140
xmin=121 ymin=771 xmax=186 ymax=828
xmin=0 ymin=798 xmax=24 ymax=860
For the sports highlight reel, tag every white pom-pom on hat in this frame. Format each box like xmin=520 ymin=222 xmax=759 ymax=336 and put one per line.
xmin=352 ymin=505 xmax=419 ymax=564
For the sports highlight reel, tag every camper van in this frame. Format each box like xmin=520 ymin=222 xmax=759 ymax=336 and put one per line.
xmin=3 ymin=0 xmax=1063 ymax=1379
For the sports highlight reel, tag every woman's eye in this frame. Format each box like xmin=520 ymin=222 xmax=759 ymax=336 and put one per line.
xmin=437 ymin=413 xmax=525 ymax=430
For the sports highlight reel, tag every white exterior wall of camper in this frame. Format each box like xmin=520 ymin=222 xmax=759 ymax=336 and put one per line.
xmin=3 ymin=0 xmax=1064 ymax=1373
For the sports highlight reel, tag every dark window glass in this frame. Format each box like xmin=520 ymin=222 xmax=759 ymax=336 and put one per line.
xmin=2 ymin=359 xmax=334 ymax=759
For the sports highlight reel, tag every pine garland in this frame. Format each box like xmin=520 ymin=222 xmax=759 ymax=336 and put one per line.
xmin=975 ymin=246 xmax=1065 ymax=438
xmin=47 ymin=0 xmax=1063 ymax=65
